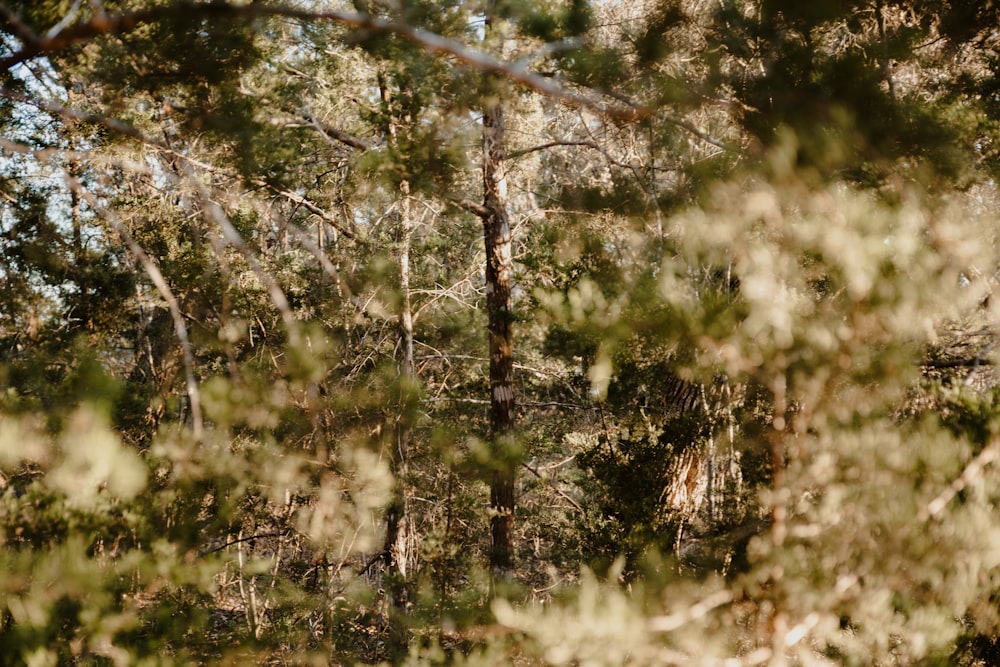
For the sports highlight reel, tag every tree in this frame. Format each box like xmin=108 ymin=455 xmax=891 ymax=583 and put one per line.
xmin=480 ymin=6 xmax=518 ymax=584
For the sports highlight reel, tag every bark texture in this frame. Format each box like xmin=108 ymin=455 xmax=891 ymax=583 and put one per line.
xmin=482 ymin=100 xmax=516 ymax=580
xmin=381 ymin=75 xmax=414 ymax=611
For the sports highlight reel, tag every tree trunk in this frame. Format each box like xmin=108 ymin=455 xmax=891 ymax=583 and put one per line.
xmin=380 ymin=74 xmax=414 ymax=612
xmin=482 ymin=98 xmax=516 ymax=582
xmin=382 ymin=178 xmax=413 ymax=611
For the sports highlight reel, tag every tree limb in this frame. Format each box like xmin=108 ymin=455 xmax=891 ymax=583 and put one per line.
xmin=0 ymin=3 xmax=164 ymax=71
xmin=302 ymin=113 xmax=372 ymax=152
xmin=454 ymin=197 xmax=490 ymax=219
xmin=508 ymin=140 xmax=601 ymax=159
xmin=0 ymin=3 xmax=39 ymax=44
xmin=521 ymin=462 xmax=583 ymax=511
xmin=0 ymin=1 xmax=734 ymax=148
xmin=253 ymin=179 xmax=363 ymax=244
xmin=68 ymin=179 xmax=205 ymax=442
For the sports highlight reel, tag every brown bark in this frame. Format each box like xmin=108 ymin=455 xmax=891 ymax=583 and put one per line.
xmin=380 ymin=75 xmax=414 ymax=611
xmin=384 ymin=176 xmax=414 ymax=608
xmin=482 ymin=99 xmax=516 ymax=581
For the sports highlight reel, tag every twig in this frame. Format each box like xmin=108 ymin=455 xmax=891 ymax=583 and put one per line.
xmin=521 ymin=461 xmax=582 ymax=511
xmin=187 ymin=168 xmax=302 ymax=348
xmin=508 ymin=140 xmax=601 ymax=159
xmin=254 ymin=179 xmax=363 ymax=244
xmin=647 ymin=589 xmax=734 ymax=632
xmin=203 ymin=531 xmax=288 ymax=555
xmin=919 ymin=439 xmax=1000 ymax=521
xmin=521 ymin=400 xmax=591 ymax=410
xmin=421 ymin=396 xmax=592 ymax=410
xmin=68 ymin=179 xmax=205 ymax=441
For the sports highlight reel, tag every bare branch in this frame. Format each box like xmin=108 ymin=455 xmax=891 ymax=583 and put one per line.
xmin=68 ymin=179 xmax=205 ymax=441
xmin=254 ymin=180 xmax=363 ymax=244
xmin=508 ymin=140 xmax=601 ymax=159
xmin=284 ymin=223 xmax=352 ymax=299
xmin=302 ymin=112 xmax=372 ymax=151
xmin=189 ymin=171 xmax=302 ymax=348
xmin=919 ymin=440 xmax=1000 ymax=521
xmin=422 ymin=396 xmax=490 ymax=405
xmin=0 ymin=1 xmax=733 ymax=147
xmin=0 ymin=4 xmax=40 ymax=45
xmin=521 ymin=462 xmax=583 ymax=512
xmin=454 ymin=197 xmax=491 ymax=219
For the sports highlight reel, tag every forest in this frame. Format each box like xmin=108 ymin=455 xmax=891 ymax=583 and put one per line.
xmin=3 ymin=0 xmax=1000 ymax=664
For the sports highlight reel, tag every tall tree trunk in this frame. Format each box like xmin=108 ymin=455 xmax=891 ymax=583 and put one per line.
xmin=380 ymin=74 xmax=414 ymax=612
xmin=482 ymin=98 xmax=516 ymax=582
xmin=382 ymin=178 xmax=413 ymax=610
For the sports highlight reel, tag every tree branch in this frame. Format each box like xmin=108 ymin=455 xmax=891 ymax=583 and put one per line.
xmin=189 ymin=172 xmax=302 ymax=348
xmin=0 ymin=4 xmax=40 ymax=45
xmin=521 ymin=462 xmax=583 ymax=512
xmin=0 ymin=86 xmax=168 ymax=148
xmin=0 ymin=3 xmax=637 ymax=120
xmin=508 ymin=140 xmax=601 ymax=159
xmin=302 ymin=113 xmax=372 ymax=152
xmin=0 ymin=4 xmax=164 ymax=71
xmin=68 ymin=180 xmax=205 ymax=442
xmin=0 ymin=1 xmax=734 ymax=148
xmin=253 ymin=179 xmax=363 ymax=244
xmin=454 ymin=197 xmax=491 ymax=219
xmin=0 ymin=86 xmax=222 ymax=174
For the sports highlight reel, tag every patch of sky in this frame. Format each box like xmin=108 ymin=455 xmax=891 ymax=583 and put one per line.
xmin=0 ymin=32 xmax=117 ymax=314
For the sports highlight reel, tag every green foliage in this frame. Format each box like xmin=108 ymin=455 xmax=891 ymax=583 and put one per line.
xmin=496 ymin=0 xmax=592 ymax=41
xmin=576 ymin=415 xmax=700 ymax=570
xmin=632 ymin=1 xmax=686 ymax=65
